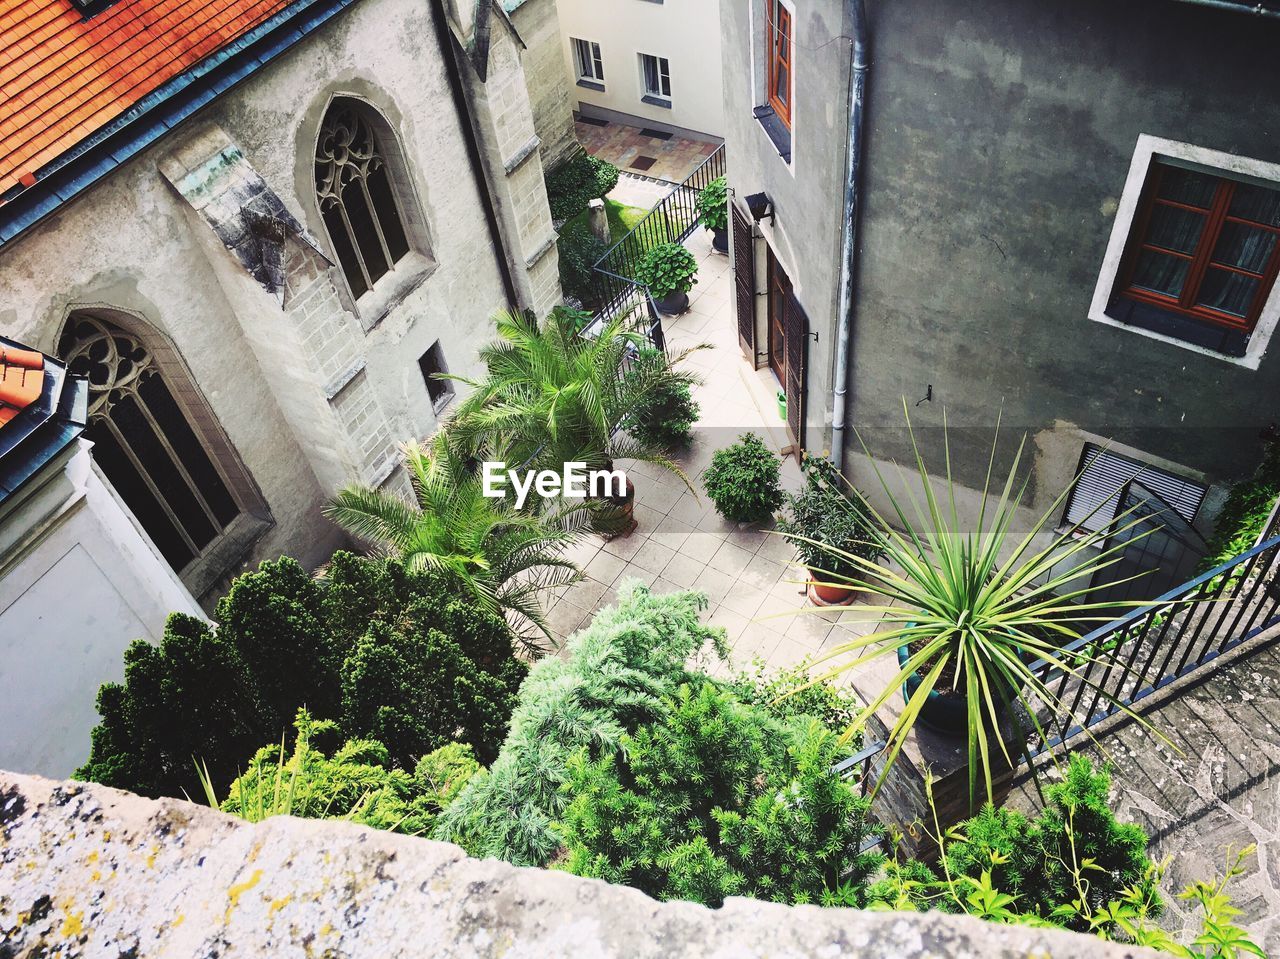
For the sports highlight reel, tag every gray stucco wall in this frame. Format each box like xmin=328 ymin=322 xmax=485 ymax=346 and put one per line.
xmin=721 ymin=0 xmax=1280 ymax=526
xmin=0 ymin=0 xmax=520 ymax=586
xmin=511 ymin=0 xmax=579 ymax=170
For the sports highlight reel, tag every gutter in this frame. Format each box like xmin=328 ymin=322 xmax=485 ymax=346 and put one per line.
xmin=0 ymin=0 xmax=364 ymax=249
xmin=427 ymin=0 xmax=522 ymax=309
xmin=830 ymin=0 xmax=869 ymax=471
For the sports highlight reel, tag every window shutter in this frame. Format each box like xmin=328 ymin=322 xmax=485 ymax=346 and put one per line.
xmin=731 ymin=203 xmax=756 ymax=361
xmin=1065 ymin=443 xmax=1207 ymax=533
xmin=783 ymin=291 xmax=807 ymax=449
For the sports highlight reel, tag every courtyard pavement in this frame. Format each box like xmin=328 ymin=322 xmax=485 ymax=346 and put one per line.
xmin=575 ymin=117 xmax=720 ymax=183
xmin=544 ymin=232 xmax=885 ymax=684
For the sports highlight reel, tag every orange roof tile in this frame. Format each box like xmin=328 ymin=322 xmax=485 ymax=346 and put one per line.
xmin=0 ymin=346 xmax=44 ymax=424
xmin=0 ymin=0 xmax=292 ymax=194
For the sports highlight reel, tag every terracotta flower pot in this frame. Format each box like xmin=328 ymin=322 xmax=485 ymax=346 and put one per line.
xmin=807 ymin=569 xmax=857 ymax=606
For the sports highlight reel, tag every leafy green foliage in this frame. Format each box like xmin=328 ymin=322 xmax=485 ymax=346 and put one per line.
xmin=730 ymin=657 xmax=863 ymax=745
xmin=810 ymin=405 xmax=1172 ymax=804
xmin=702 ymin=433 xmax=784 ymax=522
xmin=77 ymin=553 xmax=524 ymax=800
xmin=1199 ymin=440 xmax=1280 ymax=572
xmin=432 ymin=581 xmax=727 ymax=866
xmin=325 ymin=431 xmax=584 ymax=648
xmin=446 ymin=307 xmax=706 ymax=499
xmin=634 ymin=242 xmax=699 ymax=300
xmin=556 ymin=215 xmax=610 ymax=305
xmin=545 ymin=151 xmax=620 ymax=221
xmin=556 ymin=682 xmax=882 ymax=906
xmin=622 ymin=347 xmax=701 ymax=450
xmin=696 ymin=176 xmax=729 ymax=232
xmin=208 ymin=709 xmax=478 ymax=836
xmin=778 ymin=454 xmax=884 ymax=578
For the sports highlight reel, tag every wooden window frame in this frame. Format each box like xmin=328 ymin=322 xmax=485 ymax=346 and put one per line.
xmin=765 ymin=0 xmax=793 ymax=129
xmin=1118 ymin=162 xmax=1280 ymax=335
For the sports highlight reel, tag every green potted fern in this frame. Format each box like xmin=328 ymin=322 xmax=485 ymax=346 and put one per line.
xmin=635 ymin=242 xmax=698 ymax=315
xmin=695 ymin=176 xmax=729 ymax=253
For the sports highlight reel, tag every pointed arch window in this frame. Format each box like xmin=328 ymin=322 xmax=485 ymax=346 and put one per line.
xmin=59 ymin=313 xmax=268 ymax=593
xmin=315 ymin=100 xmax=412 ymax=299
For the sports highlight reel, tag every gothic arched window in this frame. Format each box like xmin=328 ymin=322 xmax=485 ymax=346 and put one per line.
xmin=59 ymin=313 xmax=265 ymax=590
xmin=315 ymin=99 xmax=412 ymax=299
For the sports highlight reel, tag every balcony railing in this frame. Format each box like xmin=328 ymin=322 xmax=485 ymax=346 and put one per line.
xmin=589 ymin=144 xmax=728 ymax=343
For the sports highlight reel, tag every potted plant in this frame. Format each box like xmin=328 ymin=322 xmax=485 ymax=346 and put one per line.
xmin=444 ymin=307 xmax=708 ymax=536
xmin=777 ymin=456 xmax=883 ymax=606
xmin=702 ymin=433 xmax=784 ymax=523
xmin=696 ymin=176 xmax=729 ymax=254
xmin=635 ymin=242 xmax=698 ymax=315
xmin=622 ymin=347 xmax=701 ymax=451
xmin=797 ymin=404 xmax=1172 ymax=806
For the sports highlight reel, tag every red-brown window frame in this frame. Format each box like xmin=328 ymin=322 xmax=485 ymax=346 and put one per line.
xmin=1118 ymin=162 xmax=1280 ymax=334
xmin=766 ymin=0 xmax=792 ymax=129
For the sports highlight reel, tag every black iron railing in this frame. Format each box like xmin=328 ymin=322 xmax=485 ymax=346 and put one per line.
xmin=1028 ymin=530 xmax=1280 ymax=756
xmin=831 ymin=737 xmax=888 ymax=795
xmin=590 ymin=144 xmax=728 ymax=326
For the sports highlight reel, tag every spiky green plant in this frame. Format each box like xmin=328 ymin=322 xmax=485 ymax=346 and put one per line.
xmin=442 ymin=307 xmax=706 ymax=491
xmin=324 ymin=430 xmax=584 ymax=650
xmin=796 ymin=405 xmax=1169 ymax=806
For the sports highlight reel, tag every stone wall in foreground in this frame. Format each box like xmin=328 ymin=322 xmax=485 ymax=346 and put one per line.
xmin=0 ymin=771 xmax=1162 ymax=958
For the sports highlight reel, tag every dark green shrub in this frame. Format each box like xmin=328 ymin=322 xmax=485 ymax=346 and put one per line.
xmin=702 ymin=432 xmax=784 ymax=522
xmin=1199 ymin=440 xmax=1280 ymax=571
xmin=634 ymin=242 xmax=698 ymax=300
xmin=77 ymin=553 xmax=525 ymax=799
xmin=730 ymin=657 xmax=863 ymax=744
xmin=696 ymin=176 xmax=729 ymax=231
xmin=433 ymin=582 xmax=727 ymax=866
xmin=556 ymin=216 xmax=609 ymax=305
xmin=622 ymin=347 xmax=700 ymax=449
xmin=556 ymin=682 xmax=882 ymax=906
xmin=545 ymin=151 xmax=620 ymax=221
xmin=777 ymin=455 xmax=883 ymax=578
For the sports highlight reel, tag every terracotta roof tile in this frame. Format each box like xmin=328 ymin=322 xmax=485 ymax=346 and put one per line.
xmin=0 ymin=347 xmax=44 ymax=423
xmin=0 ymin=0 xmax=292 ymax=193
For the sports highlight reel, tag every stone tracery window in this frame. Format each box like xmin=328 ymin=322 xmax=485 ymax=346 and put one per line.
xmin=59 ymin=313 xmax=255 ymax=585
xmin=315 ymin=99 xmax=412 ymax=299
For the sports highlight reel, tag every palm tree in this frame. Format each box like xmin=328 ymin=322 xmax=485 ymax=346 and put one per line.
xmin=442 ymin=306 xmax=706 ymax=495
xmin=794 ymin=405 xmax=1171 ymax=806
xmin=324 ymin=431 xmax=585 ymax=652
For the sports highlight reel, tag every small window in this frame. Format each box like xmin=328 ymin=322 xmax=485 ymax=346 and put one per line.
xmin=1063 ymin=443 xmax=1207 ymax=535
xmin=418 ymin=341 xmax=453 ymax=411
xmin=1111 ymin=160 xmax=1280 ymax=356
xmin=573 ymin=38 xmax=605 ymax=85
xmin=766 ymin=0 xmax=793 ymax=129
xmin=639 ymin=53 xmax=671 ymax=104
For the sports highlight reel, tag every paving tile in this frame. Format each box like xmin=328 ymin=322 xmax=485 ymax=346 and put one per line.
xmin=725 ymin=524 xmax=771 ymax=554
xmin=668 ymin=491 xmax=711 ymax=527
xmin=602 ymin=529 xmax=648 ymax=561
xmin=756 ymin=531 xmax=798 ymax=564
xmin=680 ymin=529 xmax=725 ymax=564
xmin=632 ymin=502 xmax=665 ymax=532
xmin=563 ymin=535 xmax=603 ymax=568
xmin=785 ymin=611 xmax=835 ymax=650
xmin=719 ymin=585 xmax=766 ymax=619
xmin=739 ymin=552 xmax=786 ymax=590
xmin=707 ymin=604 xmax=750 ymax=643
xmin=694 ymin=565 xmax=736 ymax=606
xmin=707 ymin=539 xmax=755 ymax=577
xmin=768 ymin=635 xmax=817 ymax=672
xmin=583 ymin=549 xmax=630 ymax=587
xmin=662 ymin=552 xmax=707 ymax=589
xmin=545 ymin=600 xmax=592 ymax=639
xmin=564 ymin=576 xmax=611 ymax=611
xmin=630 ymin=538 xmax=677 ymax=574
xmin=650 ymin=514 xmax=695 ymax=551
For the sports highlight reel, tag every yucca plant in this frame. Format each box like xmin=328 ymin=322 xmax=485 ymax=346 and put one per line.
xmin=324 ymin=430 xmax=585 ymax=650
xmin=443 ymin=305 xmax=706 ymax=502
xmin=796 ymin=406 xmax=1168 ymax=806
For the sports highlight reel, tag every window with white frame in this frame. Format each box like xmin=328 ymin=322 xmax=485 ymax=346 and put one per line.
xmin=572 ymin=38 xmax=604 ymax=85
xmin=639 ymin=53 xmax=671 ymax=104
xmin=1090 ymin=135 xmax=1280 ymax=369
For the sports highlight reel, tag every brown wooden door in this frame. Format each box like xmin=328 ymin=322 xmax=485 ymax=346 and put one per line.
xmin=731 ymin=203 xmax=756 ymax=360
xmin=767 ymin=248 xmax=792 ymax=384
xmin=783 ymin=290 xmax=808 ymax=450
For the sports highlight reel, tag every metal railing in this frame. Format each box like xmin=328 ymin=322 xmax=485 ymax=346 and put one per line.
xmin=1027 ymin=530 xmax=1280 ymax=756
xmin=831 ymin=737 xmax=888 ymax=795
xmin=589 ymin=144 xmax=728 ymax=329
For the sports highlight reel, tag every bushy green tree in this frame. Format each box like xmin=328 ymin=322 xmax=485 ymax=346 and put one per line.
xmin=213 ymin=709 xmax=478 ymax=836
xmin=77 ymin=552 xmax=524 ymax=800
xmin=433 ymin=581 xmax=726 ymax=865
xmin=545 ymin=151 xmax=619 ymax=220
xmin=556 ymin=682 xmax=882 ymax=906
xmin=703 ymin=433 xmax=784 ymax=522
xmin=622 ymin=347 xmax=701 ymax=451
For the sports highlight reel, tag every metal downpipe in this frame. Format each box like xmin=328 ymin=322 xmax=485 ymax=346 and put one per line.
xmin=830 ymin=0 xmax=869 ymax=471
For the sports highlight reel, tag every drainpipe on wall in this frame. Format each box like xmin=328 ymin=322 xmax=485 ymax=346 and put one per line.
xmin=829 ymin=0 xmax=869 ymax=471
xmin=427 ymin=0 xmax=522 ymax=309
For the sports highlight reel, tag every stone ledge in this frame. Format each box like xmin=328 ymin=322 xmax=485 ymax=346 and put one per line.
xmin=0 ymin=771 xmax=1162 ymax=958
